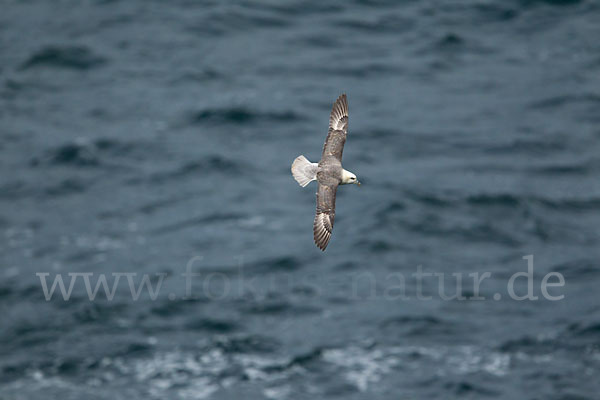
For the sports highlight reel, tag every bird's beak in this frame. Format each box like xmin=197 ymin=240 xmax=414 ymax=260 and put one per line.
xmin=356 ymin=181 xmax=361 ymax=186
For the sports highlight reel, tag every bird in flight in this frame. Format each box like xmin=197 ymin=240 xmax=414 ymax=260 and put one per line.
xmin=291 ymin=94 xmax=361 ymax=251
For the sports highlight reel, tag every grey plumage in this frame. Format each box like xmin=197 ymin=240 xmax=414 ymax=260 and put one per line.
xmin=291 ymin=93 xmax=357 ymax=251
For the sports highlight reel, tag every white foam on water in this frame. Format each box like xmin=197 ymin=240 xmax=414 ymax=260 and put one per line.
xmin=323 ymin=346 xmax=399 ymax=392
xmin=1 ymin=343 xmax=514 ymax=399
xmin=323 ymin=344 xmax=511 ymax=391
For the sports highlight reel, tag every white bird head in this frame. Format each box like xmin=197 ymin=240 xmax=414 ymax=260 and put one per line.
xmin=341 ymin=169 xmax=361 ymax=186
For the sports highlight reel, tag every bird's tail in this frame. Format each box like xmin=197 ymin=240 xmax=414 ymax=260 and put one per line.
xmin=291 ymin=155 xmax=318 ymax=187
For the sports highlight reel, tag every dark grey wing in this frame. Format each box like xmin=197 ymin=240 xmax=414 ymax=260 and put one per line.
xmin=329 ymin=93 xmax=348 ymax=132
xmin=322 ymin=94 xmax=348 ymax=161
xmin=314 ymin=183 xmax=338 ymax=251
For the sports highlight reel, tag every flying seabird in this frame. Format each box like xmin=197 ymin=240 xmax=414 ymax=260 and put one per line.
xmin=291 ymin=94 xmax=361 ymax=251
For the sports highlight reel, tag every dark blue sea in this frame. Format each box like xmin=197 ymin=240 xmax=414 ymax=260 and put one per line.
xmin=1 ymin=0 xmax=600 ymax=399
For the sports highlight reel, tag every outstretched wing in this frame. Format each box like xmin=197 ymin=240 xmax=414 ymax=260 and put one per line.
xmin=314 ymin=183 xmax=338 ymax=251
xmin=322 ymin=94 xmax=348 ymax=162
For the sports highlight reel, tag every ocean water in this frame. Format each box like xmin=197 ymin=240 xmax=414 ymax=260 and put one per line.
xmin=1 ymin=0 xmax=600 ymax=398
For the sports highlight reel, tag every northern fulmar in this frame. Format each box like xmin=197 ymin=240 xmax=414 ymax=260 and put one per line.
xmin=291 ymin=94 xmax=361 ymax=251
